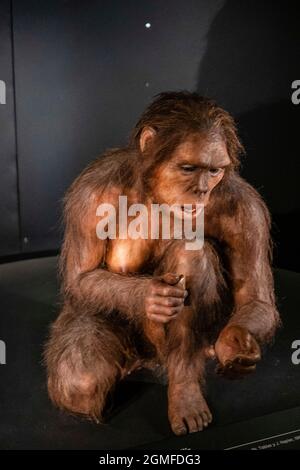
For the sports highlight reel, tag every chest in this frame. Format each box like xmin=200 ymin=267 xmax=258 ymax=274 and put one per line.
xmin=105 ymin=238 xmax=154 ymax=273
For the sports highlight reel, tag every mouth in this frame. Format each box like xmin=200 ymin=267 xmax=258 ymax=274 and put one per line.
xmin=181 ymin=204 xmax=203 ymax=217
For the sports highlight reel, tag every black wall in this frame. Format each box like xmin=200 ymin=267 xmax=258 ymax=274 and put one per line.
xmin=0 ymin=0 xmax=299 ymax=270
xmin=0 ymin=0 xmax=19 ymax=254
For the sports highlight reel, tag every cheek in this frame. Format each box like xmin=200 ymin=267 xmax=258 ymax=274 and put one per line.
xmin=152 ymin=171 xmax=181 ymax=201
xmin=209 ymin=174 xmax=224 ymax=190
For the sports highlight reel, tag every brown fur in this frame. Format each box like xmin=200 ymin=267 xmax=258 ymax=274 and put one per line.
xmin=45 ymin=91 xmax=280 ymax=435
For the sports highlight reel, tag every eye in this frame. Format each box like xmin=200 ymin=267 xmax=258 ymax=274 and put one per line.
xmin=181 ymin=165 xmax=197 ymax=172
xmin=209 ymin=168 xmax=223 ymax=176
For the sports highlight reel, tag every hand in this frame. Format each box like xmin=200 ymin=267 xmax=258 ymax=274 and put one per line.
xmin=144 ymin=273 xmax=187 ymax=324
xmin=214 ymin=324 xmax=261 ymax=379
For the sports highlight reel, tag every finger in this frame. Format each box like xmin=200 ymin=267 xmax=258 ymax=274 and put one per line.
xmin=239 ymin=333 xmax=260 ymax=354
xmin=239 ymin=334 xmax=252 ymax=350
xmin=220 ymin=362 xmax=257 ymax=379
xmin=232 ymin=353 xmax=261 ymax=366
xmin=216 ymin=362 xmax=245 ymax=377
xmin=225 ymin=361 xmax=256 ymax=373
xmin=249 ymin=339 xmax=261 ymax=356
xmin=151 ymin=295 xmax=184 ymax=307
xmin=177 ymin=275 xmax=186 ymax=289
xmin=159 ymin=273 xmax=180 ymax=285
xmin=154 ymin=284 xmax=186 ymax=298
xmin=147 ymin=313 xmax=178 ymax=323
xmin=216 ymin=340 xmax=261 ymax=366
xmin=205 ymin=345 xmax=216 ymax=359
xmin=148 ymin=304 xmax=181 ymax=317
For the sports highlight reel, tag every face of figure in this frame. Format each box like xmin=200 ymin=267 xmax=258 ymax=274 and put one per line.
xmin=145 ymin=132 xmax=231 ymax=210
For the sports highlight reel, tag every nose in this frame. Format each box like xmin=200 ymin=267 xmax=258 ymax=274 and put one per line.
xmin=195 ymin=186 xmax=208 ymax=193
xmin=194 ymin=175 xmax=208 ymax=195
xmin=193 ymin=188 xmax=208 ymax=197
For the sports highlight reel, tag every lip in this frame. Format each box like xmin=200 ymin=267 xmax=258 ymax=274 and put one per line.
xmin=181 ymin=204 xmax=203 ymax=217
xmin=182 ymin=206 xmax=196 ymax=213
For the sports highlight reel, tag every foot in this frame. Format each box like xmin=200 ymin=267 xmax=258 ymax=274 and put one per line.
xmin=168 ymin=382 xmax=212 ymax=435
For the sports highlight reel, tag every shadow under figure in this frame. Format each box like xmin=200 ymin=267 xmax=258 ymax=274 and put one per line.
xmin=45 ymin=91 xmax=280 ymax=436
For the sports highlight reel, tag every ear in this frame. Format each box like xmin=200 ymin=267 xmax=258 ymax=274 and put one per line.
xmin=139 ymin=127 xmax=156 ymax=152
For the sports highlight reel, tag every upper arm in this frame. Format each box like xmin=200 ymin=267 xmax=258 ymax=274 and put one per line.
xmin=59 ymin=166 xmax=121 ymax=288
xmin=60 ymin=187 xmax=107 ymax=289
xmin=218 ymin=179 xmax=273 ymax=305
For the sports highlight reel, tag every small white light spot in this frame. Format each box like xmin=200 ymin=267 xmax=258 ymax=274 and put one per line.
xmin=23 ymin=237 xmax=29 ymax=244
xmin=145 ymin=22 xmax=151 ymax=29
xmin=145 ymin=82 xmax=150 ymax=87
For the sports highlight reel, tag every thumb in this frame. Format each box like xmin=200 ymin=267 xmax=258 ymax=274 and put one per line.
xmin=160 ymin=273 xmax=181 ymax=285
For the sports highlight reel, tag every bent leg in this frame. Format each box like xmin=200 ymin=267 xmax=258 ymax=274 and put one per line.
xmin=44 ymin=302 xmax=136 ymax=421
xmin=156 ymin=240 xmax=229 ymax=434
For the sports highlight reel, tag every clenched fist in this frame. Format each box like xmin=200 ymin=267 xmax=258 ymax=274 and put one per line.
xmin=214 ymin=324 xmax=261 ymax=379
xmin=144 ymin=273 xmax=187 ymax=324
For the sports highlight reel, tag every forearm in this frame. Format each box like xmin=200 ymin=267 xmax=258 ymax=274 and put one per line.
xmin=228 ymin=300 xmax=280 ymax=343
xmin=66 ymin=267 xmax=150 ymax=321
xmin=227 ymin=246 xmax=280 ymax=343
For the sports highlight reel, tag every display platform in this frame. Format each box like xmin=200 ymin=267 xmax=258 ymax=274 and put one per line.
xmin=137 ymin=406 xmax=300 ymax=450
xmin=0 ymin=257 xmax=299 ymax=449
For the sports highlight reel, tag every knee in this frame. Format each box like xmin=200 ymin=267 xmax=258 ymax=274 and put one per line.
xmin=47 ymin=361 xmax=95 ymax=398
xmin=165 ymin=240 xmax=212 ymax=276
xmin=71 ymin=373 xmax=98 ymax=396
xmin=47 ymin=360 xmax=117 ymax=420
xmin=165 ymin=241 xmax=225 ymax=303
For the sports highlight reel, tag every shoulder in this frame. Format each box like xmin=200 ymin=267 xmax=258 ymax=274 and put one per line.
xmin=69 ymin=147 xmax=136 ymax=194
xmin=63 ymin=147 xmax=137 ymax=215
xmin=211 ymin=172 xmax=271 ymax=236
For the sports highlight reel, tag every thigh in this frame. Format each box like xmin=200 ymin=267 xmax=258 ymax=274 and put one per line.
xmin=155 ymin=239 xmax=232 ymax=343
xmin=154 ymin=239 xmax=213 ymax=275
xmin=45 ymin=302 xmax=144 ymax=381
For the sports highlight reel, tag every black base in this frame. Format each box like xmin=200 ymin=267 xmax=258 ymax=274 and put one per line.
xmin=0 ymin=257 xmax=299 ymax=449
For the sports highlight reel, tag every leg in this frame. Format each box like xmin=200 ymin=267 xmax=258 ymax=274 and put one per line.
xmin=44 ymin=301 xmax=137 ymax=421
xmin=156 ymin=240 xmax=228 ymax=435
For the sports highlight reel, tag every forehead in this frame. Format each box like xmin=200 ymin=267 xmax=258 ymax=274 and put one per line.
xmin=171 ymin=134 xmax=230 ymax=167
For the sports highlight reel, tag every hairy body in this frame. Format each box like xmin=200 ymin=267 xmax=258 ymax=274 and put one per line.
xmin=45 ymin=92 xmax=280 ymax=435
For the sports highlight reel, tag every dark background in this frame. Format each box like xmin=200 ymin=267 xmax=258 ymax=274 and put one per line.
xmin=0 ymin=0 xmax=299 ymax=270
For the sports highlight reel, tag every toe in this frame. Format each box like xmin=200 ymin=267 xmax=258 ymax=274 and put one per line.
xmin=194 ymin=415 xmax=204 ymax=431
xmin=171 ymin=417 xmax=188 ymax=436
xmin=201 ymin=411 xmax=209 ymax=427
xmin=185 ymin=416 xmax=199 ymax=433
xmin=207 ymin=410 xmax=213 ymax=423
